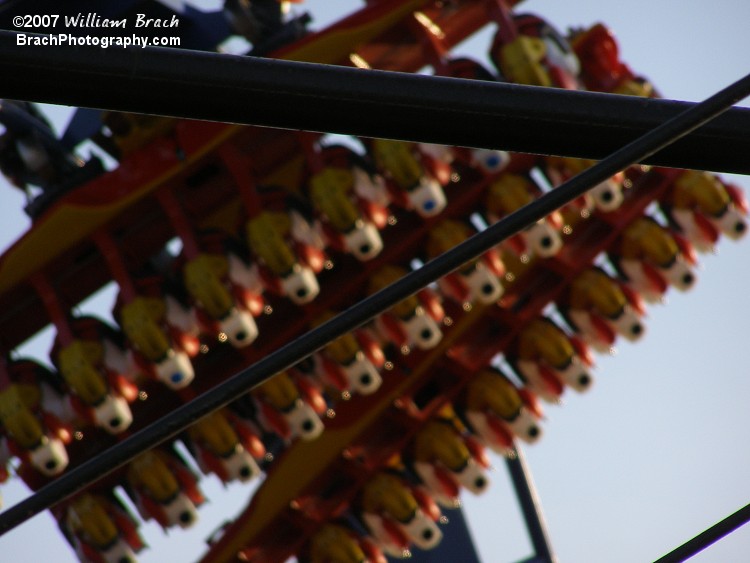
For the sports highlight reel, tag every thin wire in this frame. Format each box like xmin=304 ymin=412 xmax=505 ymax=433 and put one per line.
xmin=653 ymin=503 xmax=750 ymax=563
xmin=1 ymin=72 xmax=749 ymax=536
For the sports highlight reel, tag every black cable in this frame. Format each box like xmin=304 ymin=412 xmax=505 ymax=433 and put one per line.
xmin=2 ymin=30 xmax=750 ymax=173
xmin=653 ymin=503 xmax=750 ymax=563
xmin=1 ymin=72 xmax=749 ymax=537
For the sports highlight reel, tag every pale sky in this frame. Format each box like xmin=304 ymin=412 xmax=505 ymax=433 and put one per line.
xmin=1 ymin=1 xmax=749 ymax=562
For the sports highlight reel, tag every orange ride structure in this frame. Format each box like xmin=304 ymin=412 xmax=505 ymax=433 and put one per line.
xmin=0 ymin=1 xmax=747 ymax=562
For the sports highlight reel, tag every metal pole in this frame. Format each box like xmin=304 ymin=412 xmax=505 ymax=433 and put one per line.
xmin=0 ymin=71 xmax=748 ymax=536
xmin=1 ymin=31 xmax=750 ymax=173
xmin=506 ymin=447 xmax=556 ymax=563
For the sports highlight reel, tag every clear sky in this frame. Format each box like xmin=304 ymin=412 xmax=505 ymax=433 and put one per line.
xmin=1 ymin=1 xmax=749 ymax=562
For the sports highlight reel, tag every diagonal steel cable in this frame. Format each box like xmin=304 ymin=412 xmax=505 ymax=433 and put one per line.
xmin=653 ymin=503 xmax=750 ymax=563
xmin=1 ymin=72 xmax=749 ymax=535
